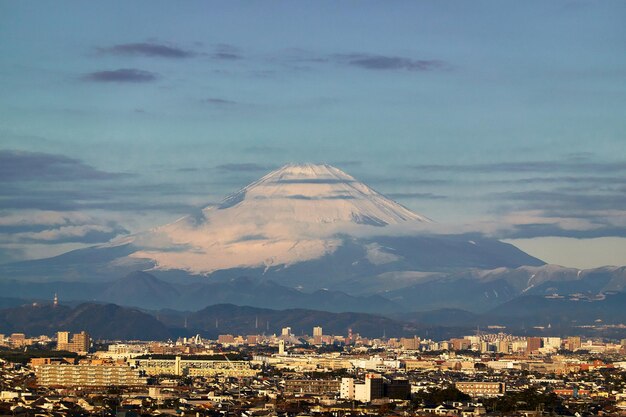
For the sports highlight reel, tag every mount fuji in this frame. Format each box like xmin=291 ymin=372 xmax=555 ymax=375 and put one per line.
xmin=0 ymin=164 xmax=580 ymax=309
xmin=129 ymin=163 xmax=433 ymax=274
xmin=1 ymin=163 xmax=544 ymax=293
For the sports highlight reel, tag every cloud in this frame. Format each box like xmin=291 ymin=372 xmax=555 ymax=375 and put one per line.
xmin=491 ymin=209 xmax=626 ymax=239
xmin=0 ymin=211 xmax=128 ymax=244
xmin=491 ymin=190 xmax=626 ymax=212
xmin=212 ymin=52 xmax=242 ymax=60
xmin=0 ymin=189 xmax=198 ymax=212
xmin=409 ymin=160 xmax=626 ymax=174
xmin=12 ymin=224 xmax=128 ymax=244
xmin=203 ymin=98 xmax=238 ymax=106
xmin=212 ymin=43 xmax=242 ymax=60
xmin=83 ymin=68 xmax=158 ymax=82
xmin=336 ymin=54 xmax=447 ymax=71
xmin=502 ymin=223 xmax=626 ymax=239
xmin=488 ymin=175 xmax=626 ymax=186
xmin=0 ymin=211 xmax=93 ymax=230
xmin=242 ymin=145 xmax=280 ymax=154
xmin=216 ymin=163 xmax=272 ymax=172
xmin=99 ymin=42 xmax=194 ymax=58
xmin=0 ymin=150 xmax=128 ymax=182
xmin=0 ymin=150 xmax=203 ymax=214
xmin=273 ymin=49 xmax=449 ymax=74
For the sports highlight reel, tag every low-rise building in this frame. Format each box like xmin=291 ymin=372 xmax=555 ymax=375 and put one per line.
xmin=35 ymin=363 xmax=146 ymax=387
xmin=284 ymin=379 xmax=340 ymax=396
xmin=456 ymin=381 xmax=505 ymax=397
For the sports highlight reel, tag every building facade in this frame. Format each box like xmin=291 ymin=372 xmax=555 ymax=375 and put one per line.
xmin=35 ymin=364 xmax=146 ymax=387
xmin=456 ymin=382 xmax=506 ymax=397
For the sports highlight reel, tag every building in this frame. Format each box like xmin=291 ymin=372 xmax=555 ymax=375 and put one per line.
xmin=456 ymin=382 xmax=506 ymax=397
xmin=57 ymin=331 xmax=90 ymax=353
xmin=30 ymin=357 xmax=75 ymax=367
xmin=217 ymin=334 xmax=235 ymax=344
xmin=565 ymin=336 xmax=582 ymax=351
xmin=543 ymin=337 xmax=562 ymax=350
xmin=134 ymin=357 xmax=258 ymax=377
xmin=10 ymin=333 xmax=27 ymax=348
xmin=400 ymin=336 xmax=420 ymax=350
xmin=340 ymin=374 xmax=384 ymax=403
xmin=35 ymin=363 xmax=146 ymax=387
xmin=71 ymin=331 xmax=90 ymax=353
xmin=285 ymin=379 xmax=340 ymax=396
xmin=57 ymin=331 xmax=69 ymax=350
xmin=313 ymin=326 xmax=323 ymax=345
xmin=450 ymin=338 xmax=471 ymax=351
xmin=526 ymin=337 xmax=542 ymax=353
xmin=384 ymin=378 xmax=411 ymax=400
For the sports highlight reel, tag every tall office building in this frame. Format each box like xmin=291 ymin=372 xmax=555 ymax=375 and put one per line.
xmin=313 ymin=326 xmax=323 ymax=345
xmin=71 ymin=331 xmax=90 ymax=353
xmin=57 ymin=331 xmax=70 ymax=351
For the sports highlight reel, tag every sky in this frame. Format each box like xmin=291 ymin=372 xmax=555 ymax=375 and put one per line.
xmin=0 ymin=1 xmax=625 ymax=268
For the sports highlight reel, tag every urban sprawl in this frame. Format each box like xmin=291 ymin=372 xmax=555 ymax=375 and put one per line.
xmin=2 ymin=325 xmax=626 ymax=417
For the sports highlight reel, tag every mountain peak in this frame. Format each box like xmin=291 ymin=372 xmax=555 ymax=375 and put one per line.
xmin=130 ymin=163 xmax=432 ymax=273
xmin=265 ymin=163 xmax=354 ymax=181
xmin=212 ymin=162 xmax=430 ymax=224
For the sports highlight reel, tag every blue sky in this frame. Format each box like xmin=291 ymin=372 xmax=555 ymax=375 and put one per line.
xmin=1 ymin=1 xmax=625 ymax=267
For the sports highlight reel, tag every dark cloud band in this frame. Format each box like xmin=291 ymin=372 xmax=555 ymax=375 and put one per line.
xmin=0 ymin=150 xmax=127 ymax=182
xmin=338 ymin=54 xmax=446 ymax=71
xmin=99 ymin=42 xmax=194 ymax=58
xmin=83 ymin=68 xmax=157 ymax=83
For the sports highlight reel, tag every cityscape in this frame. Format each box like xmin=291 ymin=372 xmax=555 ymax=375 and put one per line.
xmin=1 ymin=320 xmax=626 ymax=416
xmin=2 ymin=1 xmax=626 ymax=416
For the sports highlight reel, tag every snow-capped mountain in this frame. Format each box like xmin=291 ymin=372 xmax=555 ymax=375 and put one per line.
xmin=128 ymin=163 xmax=432 ymax=273
xmin=0 ymin=163 xmax=545 ymax=293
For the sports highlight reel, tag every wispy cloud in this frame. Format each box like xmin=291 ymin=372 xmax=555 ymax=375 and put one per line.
xmin=202 ymin=98 xmax=238 ymax=106
xmin=98 ymin=42 xmax=195 ymax=58
xmin=83 ymin=68 xmax=158 ymax=83
xmin=270 ymin=49 xmax=449 ymax=74
xmin=242 ymin=145 xmax=280 ymax=154
xmin=0 ymin=210 xmax=129 ymax=245
xmin=491 ymin=190 xmax=626 ymax=212
xmin=0 ymin=150 xmax=128 ymax=182
xmin=335 ymin=54 xmax=447 ymax=71
xmin=216 ymin=163 xmax=273 ymax=172
xmin=211 ymin=43 xmax=242 ymax=60
xmin=409 ymin=160 xmax=626 ymax=174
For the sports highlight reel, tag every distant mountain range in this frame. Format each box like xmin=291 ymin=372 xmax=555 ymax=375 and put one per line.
xmin=1 ymin=265 xmax=625 ymax=315
xmin=2 ymin=291 xmax=626 ymax=342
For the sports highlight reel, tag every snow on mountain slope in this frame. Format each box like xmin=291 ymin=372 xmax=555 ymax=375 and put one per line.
xmin=129 ymin=163 xmax=431 ymax=273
